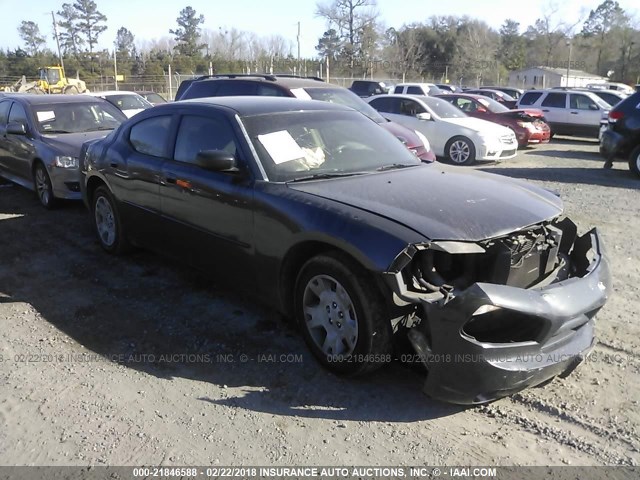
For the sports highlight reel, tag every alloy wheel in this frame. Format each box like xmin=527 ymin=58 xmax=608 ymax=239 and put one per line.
xmin=449 ymin=140 xmax=471 ymax=164
xmin=94 ymin=196 xmax=116 ymax=247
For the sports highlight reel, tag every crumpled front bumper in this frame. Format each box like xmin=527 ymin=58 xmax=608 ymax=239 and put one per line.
xmin=398 ymin=228 xmax=612 ymax=404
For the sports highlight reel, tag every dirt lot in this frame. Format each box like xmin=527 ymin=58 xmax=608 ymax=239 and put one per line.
xmin=0 ymin=138 xmax=638 ymax=467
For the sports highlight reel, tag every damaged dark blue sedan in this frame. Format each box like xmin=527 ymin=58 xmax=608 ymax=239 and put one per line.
xmin=79 ymin=97 xmax=611 ymax=404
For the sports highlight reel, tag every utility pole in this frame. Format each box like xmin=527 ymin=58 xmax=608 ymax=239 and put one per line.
xmin=297 ymin=21 xmax=301 ymax=75
xmin=51 ymin=11 xmax=65 ymax=72
xmin=114 ymin=49 xmax=118 ymax=91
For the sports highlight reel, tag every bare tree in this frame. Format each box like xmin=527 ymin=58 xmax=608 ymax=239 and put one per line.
xmin=316 ymin=0 xmax=379 ymax=73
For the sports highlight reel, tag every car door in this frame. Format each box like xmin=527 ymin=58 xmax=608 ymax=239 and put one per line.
xmin=3 ymin=101 xmax=37 ymax=182
xmin=0 ymin=100 xmax=12 ymax=174
xmin=159 ymin=111 xmax=255 ymax=283
xmin=539 ymin=92 xmax=568 ymax=132
xmin=106 ymin=114 xmax=174 ymax=244
xmin=569 ymin=93 xmax=602 ymax=135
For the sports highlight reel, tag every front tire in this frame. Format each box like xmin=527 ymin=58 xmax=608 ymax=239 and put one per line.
xmin=294 ymin=252 xmax=393 ymax=376
xmin=629 ymin=145 xmax=640 ymax=178
xmin=33 ymin=162 xmax=57 ymax=209
xmin=91 ymin=185 xmax=130 ymax=254
xmin=445 ymin=136 xmax=476 ymax=165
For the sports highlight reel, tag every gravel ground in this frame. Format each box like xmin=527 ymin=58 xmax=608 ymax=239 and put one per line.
xmin=0 ymin=137 xmax=638 ymax=467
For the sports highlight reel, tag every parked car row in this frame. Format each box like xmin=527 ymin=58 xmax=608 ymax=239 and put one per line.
xmin=0 ymin=78 xmax=613 ymax=405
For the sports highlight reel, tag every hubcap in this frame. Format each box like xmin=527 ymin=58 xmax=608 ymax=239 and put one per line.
xmin=302 ymin=274 xmax=358 ymax=357
xmin=35 ymin=167 xmax=51 ymax=205
xmin=94 ymin=196 xmax=116 ymax=247
xmin=636 ymin=151 xmax=640 ymax=172
xmin=450 ymin=140 xmax=470 ymax=164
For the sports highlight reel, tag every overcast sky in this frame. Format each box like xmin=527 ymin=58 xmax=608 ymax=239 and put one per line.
xmin=0 ymin=0 xmax=638 ymax=58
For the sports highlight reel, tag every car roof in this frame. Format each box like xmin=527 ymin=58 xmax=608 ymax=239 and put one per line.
xmin=188 ymin=75 xmax=329 ymax=90
xmin=372 ymin=94 xmax=429 ymax=102
xmin=0 ymin=93 xmax=107 ymax=105
xmin=395 ymin=82 xmax=436 ymax=87
xmin=87 ymin=91 xmax=140 ymax=96
xmin=173 ymin=96 xmax=354 ymax=116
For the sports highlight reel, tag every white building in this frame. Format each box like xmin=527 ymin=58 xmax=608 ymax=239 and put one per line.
xmin=508 ymin=66 xmax=607 ymax=89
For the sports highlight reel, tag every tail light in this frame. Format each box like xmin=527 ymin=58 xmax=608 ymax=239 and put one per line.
xmin=609 ymin=111 xmax=624 ymax=123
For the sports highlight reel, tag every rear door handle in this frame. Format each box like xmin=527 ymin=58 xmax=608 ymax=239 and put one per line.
xmin=110 ymin=162 xmax=119 ymax=168
xmin=541 ymin=109 xmax=549 ymax=112
xmin=570 ymin=111 xmax=579 ymax=114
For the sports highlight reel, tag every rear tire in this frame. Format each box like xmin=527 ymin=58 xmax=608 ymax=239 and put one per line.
xmin=91 ymin=185 xmax=131 ymax=254
xmin=445 ymin=136 xmax=476 ymax=165
xmin=33 ymin=162 xmax=57 ymax=209
xmin=294 ymin=252 xmax=393 ymax=376
xmin=629 ymin=145 xmax=640 ymax=178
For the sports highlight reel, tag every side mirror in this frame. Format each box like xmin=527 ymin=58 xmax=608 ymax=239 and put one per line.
xmin=476 ymin=107 xmax=487 ymax=113
xmin=195 ymin=150 xmax=238 ymax=173
xmin=7 ymin=121 xmax=27 ymax=135
xmin=589 ymin=104 xmax=599 ymax=110
xmin=416 ymin=112 xmax=432 ymax=121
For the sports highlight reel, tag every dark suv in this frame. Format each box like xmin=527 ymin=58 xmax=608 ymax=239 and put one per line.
xmin=176 ymin=74 xmax=435 ymax=161
xmin=349 ymin=80 xmax=389 ymax=97
xmin=600 ymin=90 xmax=640 ymax=177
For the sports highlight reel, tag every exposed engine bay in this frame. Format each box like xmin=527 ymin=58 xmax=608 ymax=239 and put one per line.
xmin=388 ymin=217 xmax=585 ymax=305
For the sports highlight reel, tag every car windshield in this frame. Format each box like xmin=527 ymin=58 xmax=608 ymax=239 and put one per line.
xmin=142 ymin=92 xmax=166 ymax=104
xmin=477 ymin=96 xmax=509 ymax=113
xmin=298 ymin=87 xmax=387 ymax=124
xmin=422 ymin=97 xmax=468 ymax=118
xmin=242 ymin=110 xmax=422 ymax=182
xmin=33 ymin=102 xmax=127 ymax=134
xmin=104 ymin=94 xmax=152 ymax=110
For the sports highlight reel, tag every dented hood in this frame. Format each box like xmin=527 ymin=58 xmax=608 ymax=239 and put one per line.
xmin=287 ymin=164 xmax=563 ymax=241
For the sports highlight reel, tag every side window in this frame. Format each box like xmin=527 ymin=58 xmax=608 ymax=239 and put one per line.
xmin=0 ymin=101 xmax=11 ymax=125
xmin=393 ymin=86 xmax=404 ymax=94
xmin=406 ymin=86 xmax=424 ymax=95
xmin=129 ymin=115 xmax=172 ymax=157
xmin=216 ymin=81 xmax=257 ymax=96
xmin=8 ymin=102 xmax=28 ymax=125
xmin=570 ymin=94 xmax=597 ymax=110
xmin=174 ymin=115 xmax=238 ymax=165
xmin=541 ymin=93 xmax=567 ymax=108
xmin=455 ymin=98 xmax=475 ymax=112
xmin=519 ymin=92 xmax=543 ymax=106
xmin=369 ymin=97 xmax=394 ymax=113
xmin=399 ymin=99 xmax=425 ymax=116
xmin=257 ymin=84 xmax=287 ymax=96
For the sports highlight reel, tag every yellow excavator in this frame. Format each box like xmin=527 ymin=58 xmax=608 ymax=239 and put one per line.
xmin=4 ymin=66 xmax=88 ymax=94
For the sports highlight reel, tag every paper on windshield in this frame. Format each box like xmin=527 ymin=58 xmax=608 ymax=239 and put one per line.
xmin=290 ymin=88 xmax=312 ymax=100
xmin=258 ymin=130 xmax=306 ymax=165
xmin=36 ymin=111 xmax=56 ymax=122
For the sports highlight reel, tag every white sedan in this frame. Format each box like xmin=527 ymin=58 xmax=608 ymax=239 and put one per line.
xmin=85 ymin=91 xmax=153 ymax=118
xmin=367 ymin=94 xmax=517 ymax=165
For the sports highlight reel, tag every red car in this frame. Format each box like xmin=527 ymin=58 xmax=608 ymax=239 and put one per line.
xmin=437 ymin=93 xmax=551 ymax=148
xmin=465 ymin=89 xmax=518 ymax=109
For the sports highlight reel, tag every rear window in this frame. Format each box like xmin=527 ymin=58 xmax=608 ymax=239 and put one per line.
xmin=393 ymin=86 xmax=403 ymax=94
xmin=182 ymin=81 xmax=220 ymax=100
xmin=407 ymin=86 xmax=424 ymax=95
xmin=519 ymin=92 xmax=543 ymax=106
xmin=541 ymin=93 xmax=567 ymax=108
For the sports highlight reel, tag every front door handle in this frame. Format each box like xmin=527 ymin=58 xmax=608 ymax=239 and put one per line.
xmin=165 ymin=176 xmax=176 ymax=184
xmin=570 ymin=111 xmax=579 ymax=114
xmin=110 ymin=162 xmax=119 ymax=168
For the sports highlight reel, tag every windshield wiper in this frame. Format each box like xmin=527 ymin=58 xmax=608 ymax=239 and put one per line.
xmin=84 ymin=126 xmax=115 ymax=132
xmin=42 ymin=129 xmax=72 ymax=134
xmin=286 ymin=172 xmax=367 ymax=183
xmin=376 ymin=163 xmax=419 ymax=172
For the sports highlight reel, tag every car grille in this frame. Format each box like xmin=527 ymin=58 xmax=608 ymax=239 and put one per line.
xmin=500 ymin=149 xmax=516 ymax=157
xmin=500 ymin=134 xmax=516 ymax=144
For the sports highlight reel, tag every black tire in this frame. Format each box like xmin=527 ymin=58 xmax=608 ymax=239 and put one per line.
xmin=91 ymin=185 xmax=130 ymax=254
xmin=445 ymin=136 xmax=476 ymax=165
xmin=294 ymin=251 xmax=393 ymax=376
xmin=629 ymin=145 xmax=640 ymax=178
xmin=33 ymin=162 xmax=57 ymax=209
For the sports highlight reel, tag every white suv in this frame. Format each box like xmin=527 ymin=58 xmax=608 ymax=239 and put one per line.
xmin=517 ymin=89 xmax=609 ymax=138
xmin=391 ymin=83 xmax=443 ymax=96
